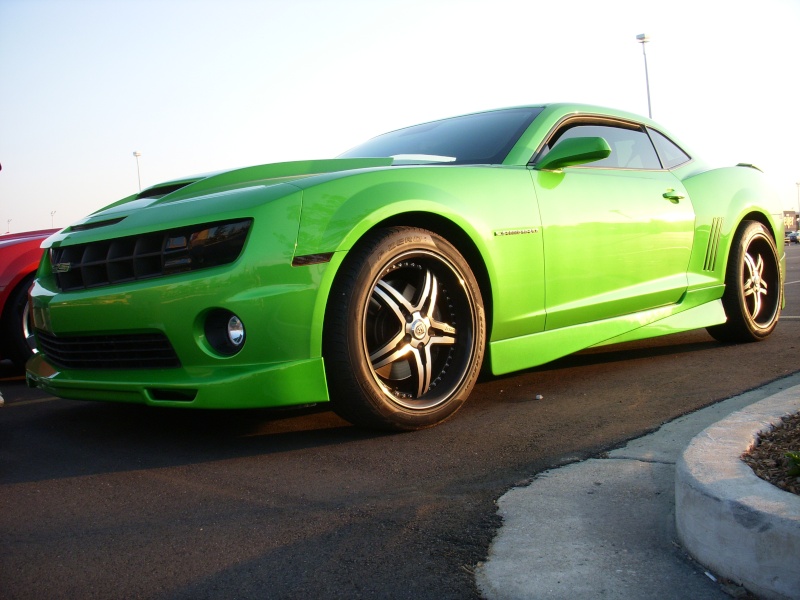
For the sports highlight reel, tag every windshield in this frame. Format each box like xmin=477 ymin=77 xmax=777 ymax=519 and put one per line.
xmin=339 ymin=107 xmax=543 ymax=165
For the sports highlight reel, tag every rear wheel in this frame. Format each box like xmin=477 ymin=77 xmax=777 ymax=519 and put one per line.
xmin=324 ymin=227 xmax=485 ymax=430
xmin=707 ymin=221 xmax=781 ymax=343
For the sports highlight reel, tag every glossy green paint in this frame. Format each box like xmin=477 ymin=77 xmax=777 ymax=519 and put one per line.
xmin=532 ymin=167 xmax=695 ymax=330
xmin=292 ymin=165 xmax=547 ymax=345
xmin=680 ymin=163 xmax=786 ymax=282
xmin=535 ymin=136 xmax=611 ymax=170
xmin=490 ymin=298 xmax=727 ymax=375
xmin=26 ymin=352 xmax=328 ymax=408
xmin=26 ymin=103 xmax=785 ymax=409
xmin=28 ymin=188 xmax=332 ymax=407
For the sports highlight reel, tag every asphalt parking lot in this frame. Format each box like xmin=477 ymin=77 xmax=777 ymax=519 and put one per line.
xmin=2 ymin=243 xmax=799 ymax=599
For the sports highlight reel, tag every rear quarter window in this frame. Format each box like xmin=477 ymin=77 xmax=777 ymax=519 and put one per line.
xmin=647 ymin=128 xmax=691 ymax=169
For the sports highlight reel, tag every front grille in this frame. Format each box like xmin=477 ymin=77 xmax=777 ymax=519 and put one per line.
xmin=37 ymin=331 xmax=180 ymax=370
xmin=50 ymin=219 xmax=252 ymax=292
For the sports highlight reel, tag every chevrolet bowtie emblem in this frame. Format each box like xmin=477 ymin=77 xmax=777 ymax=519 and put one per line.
xmin=52 ymin=262 xmax=72 ymax=273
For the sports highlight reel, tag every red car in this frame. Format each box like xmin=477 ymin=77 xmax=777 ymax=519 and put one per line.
xmin=0 ymin=229 xmax=57 ymax=367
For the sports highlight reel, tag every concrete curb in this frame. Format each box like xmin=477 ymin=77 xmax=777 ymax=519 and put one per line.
xmin=675 ymin=386 xmax=800 ymax=600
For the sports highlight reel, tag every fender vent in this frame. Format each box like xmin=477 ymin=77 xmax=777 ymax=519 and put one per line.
xmin=703 ymin=217 xmax=724 ymax=271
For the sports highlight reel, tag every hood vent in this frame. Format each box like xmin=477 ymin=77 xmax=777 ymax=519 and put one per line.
xmin=70 ymin=217 xmax=126 ymax=232
xmin=137 ymin=181 xmax=195 ymax=200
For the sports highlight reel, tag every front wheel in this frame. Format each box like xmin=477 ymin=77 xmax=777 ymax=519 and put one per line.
xmin=707 ymin=221 xmax=781 ymax=343
xmin=324 ymin=227 xmax=485 ymax=431
xmin=0 ymin=274 xmax=38 ymax=368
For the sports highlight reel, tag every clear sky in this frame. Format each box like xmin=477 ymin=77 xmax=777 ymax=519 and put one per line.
xmin=1 ymin=0 xmax=799 ymax=233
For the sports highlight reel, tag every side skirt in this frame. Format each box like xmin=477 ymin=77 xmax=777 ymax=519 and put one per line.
xmin=489 ymin=296 xmax=726 ymax=376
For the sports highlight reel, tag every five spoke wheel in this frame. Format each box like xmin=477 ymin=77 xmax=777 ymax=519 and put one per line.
xmin=325 ymin=227 xmax=485 ymax=430
xmin=708 ymin=220 xmax=781 ymax=342
xmin=368 ymin=268 xmax=457 ymax=402
xmin=742 ymin=251 xmax=768 ymax=323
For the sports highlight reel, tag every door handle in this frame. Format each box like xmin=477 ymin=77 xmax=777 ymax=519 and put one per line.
xmin=662 ymin=189 xmax=685 ymax=203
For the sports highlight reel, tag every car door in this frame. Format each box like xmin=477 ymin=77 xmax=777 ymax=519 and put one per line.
xmin=531 ymin=119 xmax=695 ymax=330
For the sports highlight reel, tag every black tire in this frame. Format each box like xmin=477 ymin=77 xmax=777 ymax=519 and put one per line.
xmin=324 ymin=227 xmax=486 ymax=431
xmin=707 ymin=221 xmax=781 ymax=343
xmin=0 ymin=274 xmax=38 ymax=368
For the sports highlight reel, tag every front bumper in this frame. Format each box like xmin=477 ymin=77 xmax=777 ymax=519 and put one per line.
xmin=26 ymin=353 xmax=328 ymax=408
xmin=25 ymin=190 xmax=333 ymax=409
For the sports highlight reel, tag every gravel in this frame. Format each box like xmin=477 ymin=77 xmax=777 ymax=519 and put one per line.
xmin=741 ymin=412 xmax=800 ymax=496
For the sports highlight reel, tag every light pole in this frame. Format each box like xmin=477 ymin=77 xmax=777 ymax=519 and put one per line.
xmin=50 ymin=211 xmax=57 ymax=228
xmin=6 ymin=219 xmax=11 ymax=233
xmin=636 ymin=33 xmax=652 ymax=119
xmin=133 ymin=151 xmax=142 ymax=192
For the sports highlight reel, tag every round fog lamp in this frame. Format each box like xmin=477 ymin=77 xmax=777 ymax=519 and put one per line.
xmin=205 ymin=309 xmax=246 ymax=356
xmin=227 ymin=315 xmax=245 ymax=347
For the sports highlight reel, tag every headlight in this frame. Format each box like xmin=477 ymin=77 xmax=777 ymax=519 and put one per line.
xmin=163 ymin=220 xmax=253 ymax=275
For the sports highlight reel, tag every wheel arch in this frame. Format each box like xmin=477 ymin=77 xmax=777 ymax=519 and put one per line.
xmin=719 ymin=209 xmax=784 ymax=283
xmin=370 ymin=211 xmax=494 ymax=333
xmin=311 ymin=211 xmax=495 ymax=362
xmin=683 ymin=164 xmax=784 ymax=277
xmin=0 ymin=271 xmax=36 ymax=359
xmin=0 ymin=254 xmax=44 ymax=320
xmin=734 ymin=210 xmax=780 ymax=241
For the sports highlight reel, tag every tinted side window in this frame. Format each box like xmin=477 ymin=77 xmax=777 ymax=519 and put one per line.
xmin=648 ymin=128 xmax=691 ymax=169
xmin=542 ymin=123 xmax=661 ymax=169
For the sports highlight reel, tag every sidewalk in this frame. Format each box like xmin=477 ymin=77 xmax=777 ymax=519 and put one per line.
xmin=476 ymin=373 xmax=800 ymax=600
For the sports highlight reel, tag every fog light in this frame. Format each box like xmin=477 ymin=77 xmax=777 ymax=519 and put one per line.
xmin=205 ymin=309 xmax=246 ymax=356
xmin=227 ymin=315 xmax=245 ymax=347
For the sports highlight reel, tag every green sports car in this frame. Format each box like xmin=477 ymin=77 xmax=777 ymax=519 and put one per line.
xmin=26 ymin=103 xmax=785 ymax=430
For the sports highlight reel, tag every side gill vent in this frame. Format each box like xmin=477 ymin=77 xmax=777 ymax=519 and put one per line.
xmin=703 ymin=217 xmax=724 ymax=272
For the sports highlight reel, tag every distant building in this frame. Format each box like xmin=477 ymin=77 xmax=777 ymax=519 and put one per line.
xmin=783 ymin=211 xmax=797 ymax=232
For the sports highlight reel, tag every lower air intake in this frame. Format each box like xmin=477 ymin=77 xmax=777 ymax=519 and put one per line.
xmin=36 ymin=331 xmax=180 ymax=370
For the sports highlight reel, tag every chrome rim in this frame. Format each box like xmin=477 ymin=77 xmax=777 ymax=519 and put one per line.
xmin=742 ymin=237 xmax=779 ymax=328
xmin=362 ymin=251 xmax=475 ymax=411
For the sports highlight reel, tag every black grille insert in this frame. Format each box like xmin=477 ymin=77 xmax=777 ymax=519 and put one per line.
xmin=37 ymin=331 xmax=180 ymax=370
xmin=50 ymin=219 xmax=252 ymax=291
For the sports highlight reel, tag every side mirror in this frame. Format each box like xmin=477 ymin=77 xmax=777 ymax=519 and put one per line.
xmin=534 ymin=137 xmax=611 ymax=171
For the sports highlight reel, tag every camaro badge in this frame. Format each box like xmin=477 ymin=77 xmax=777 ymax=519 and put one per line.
xmin=493 ymin=227 xmax=539 ymax=237
xmin=52 ymin=262 xmax=72 ymax=273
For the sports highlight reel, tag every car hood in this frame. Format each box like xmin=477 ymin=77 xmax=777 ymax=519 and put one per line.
xmin=73 ymin=157 xmax=393 ymax=227
xmin=0 ymin=229 xmax=59 ymax=249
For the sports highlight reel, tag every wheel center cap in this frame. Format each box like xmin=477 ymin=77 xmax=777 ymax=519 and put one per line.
xmin=411 ymin=318 xmax=428 ymax=340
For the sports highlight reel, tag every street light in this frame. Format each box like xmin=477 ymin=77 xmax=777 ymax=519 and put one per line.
xmin=6 ymin=218 xmax=11 ymax=233
xmin=50 ymin=211 xmax=57 ymax=228
xmin=133 ymin=151 xmax=142 ymax=192
xmin=636 ymin=33 xmax=652 ymax=119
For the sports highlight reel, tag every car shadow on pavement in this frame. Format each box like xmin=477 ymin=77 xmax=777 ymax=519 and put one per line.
xmin=1 ymin=390 xmax=394 ymax=485
xmin=541 ymin=333 xmax=722 ymax=369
